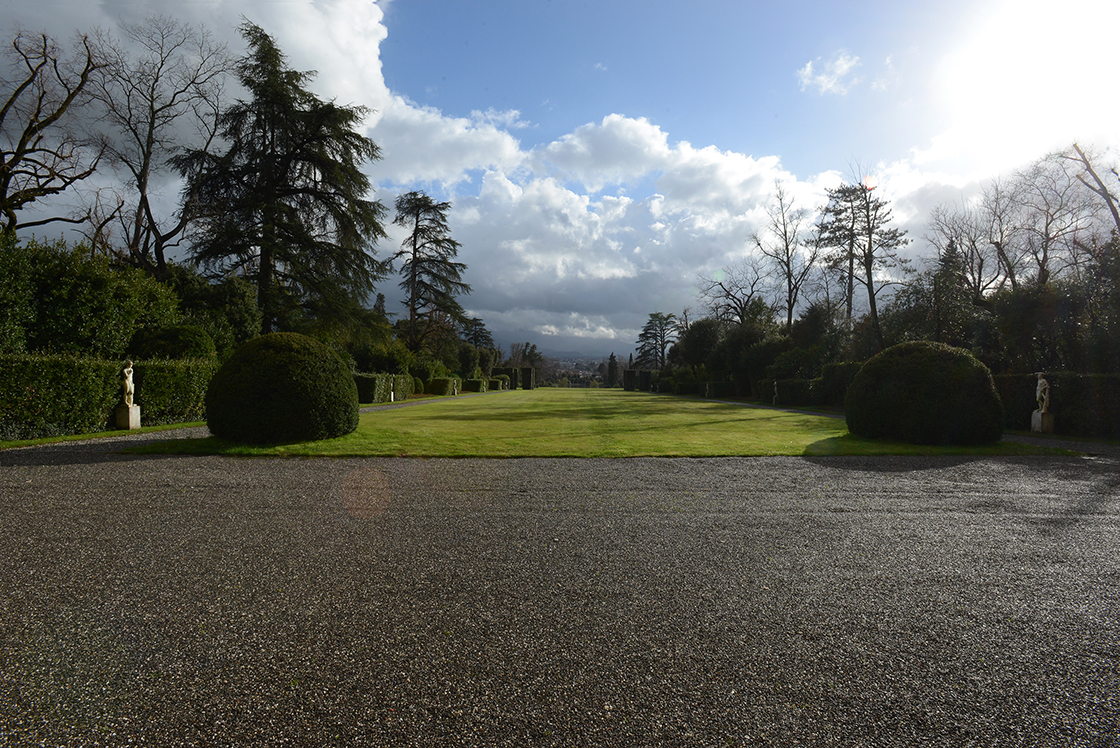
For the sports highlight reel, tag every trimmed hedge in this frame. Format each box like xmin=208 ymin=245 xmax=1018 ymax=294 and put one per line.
xmin=704 ymin=381 xmax=734 ymax=399
xmin=426 ymin=377 xmax=462 ymax=396
xmin=994 ymin=372 xmax=1120 ymax=439
xmin=488 ymin=377 xmax=506 ymax=391
xmin=354 ymin=373 xmax=414 ymax=404
xmin=774 ymin=378 xmax=813 ymax=407
xmin=0 ymin=354 xmax=217 ymax=439
xmin=133 ymin=359 xmax=220 ymax=426
xmin=206 ymin=333 xmax=358 ymax=444
xmin=623 ymin=369 xmax=638 ymax=391
xmin=0 ymin=354 xmax=120 ymax=440
xmin=846 ymin=341 xmax=1003 ymax=445
xmin=462 ymin=378 xmax=488 ymax=393
xmin=492 ymin=367 xmax=520 ymax=389
xmin=819 ymin=361 xmax=865 ymax=407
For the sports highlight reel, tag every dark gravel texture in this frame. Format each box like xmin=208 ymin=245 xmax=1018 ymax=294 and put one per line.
xmin=1 ymin=431 xmax=1118 ymax=746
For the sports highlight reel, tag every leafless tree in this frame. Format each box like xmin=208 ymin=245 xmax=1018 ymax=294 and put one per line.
xmin=1013 ymin=150 xmax=1101 ymax=284
xmin=0 ymin=29 xmax=105 ymax=231
xmin=752 ymin=181 xmax=818 ymax=333
xmin=696 ymin=254 xmax=772 ymax=325
xmin=978 ymin=177 xmax=1030 ymax=291
xmin=1065 ymin=142 xmax=1120 ymax=238
xmin=925 ymin=200 xmax=1005 ymax=303
xmin=88 ymin=16 xmax=231 ymax=276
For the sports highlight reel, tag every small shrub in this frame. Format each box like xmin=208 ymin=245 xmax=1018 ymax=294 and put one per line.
xmin=206 ymin=333 xmax=358 ymax=444
xmin=846 ymin=341 xmax=1003 ymax=445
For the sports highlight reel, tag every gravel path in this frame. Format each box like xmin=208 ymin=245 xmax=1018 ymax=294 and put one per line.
xmin=1 ymin=432 xmax=1118 ymax=746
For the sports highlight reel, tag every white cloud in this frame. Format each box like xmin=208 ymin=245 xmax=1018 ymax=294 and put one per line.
xmin=797 ymin=50 xmax=862 ymax=95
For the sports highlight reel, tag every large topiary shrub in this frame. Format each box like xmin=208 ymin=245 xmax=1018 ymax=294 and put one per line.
xmin=206 ymin=332 xmax=358 ymax=444
xmin=846 ymin=341 xmax=1003 ymax=445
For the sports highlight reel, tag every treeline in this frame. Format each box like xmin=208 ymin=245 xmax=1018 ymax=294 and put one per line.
xmin=630 ymin=145 xmax=1120 ymax=432
xmin=0 ymin=17 xmax=533 ymax=399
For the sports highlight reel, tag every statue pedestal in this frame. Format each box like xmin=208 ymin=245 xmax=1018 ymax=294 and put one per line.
xmin=115 ymin=404 xmax=141 ymax=430
xmin=1031 ymin=409 xmax=1054 ymax=434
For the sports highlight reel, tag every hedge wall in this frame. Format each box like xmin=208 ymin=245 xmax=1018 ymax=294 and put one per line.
xmin=462 ymin=378 xmax=488 ymax=393
xmin=994 ymin=372 xmax=1120 ymax=439
xmin=134 ymin=359 xmax=220 ymax=426
xmin=819 ymin=361 xmax=865 ymax=407
xmin=426 ymin=377 xmax=462 ymax=396
xmin=623 ymin=369 xmax=638 ymax=391
xmin=354 ymin=373 xmax=415 ymax=404
xmin=0 ymin=354 xmax=216 ymax=439
xmin=492 ymin=367 xmax=520 ymax=389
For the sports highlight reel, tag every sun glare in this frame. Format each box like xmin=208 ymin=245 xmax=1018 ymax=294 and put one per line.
xmin=923 ymin=0 xmax=1119 ymax=173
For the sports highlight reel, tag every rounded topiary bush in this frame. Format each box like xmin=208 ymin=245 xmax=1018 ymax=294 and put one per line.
xmin=206 ymin=332 xmax=358 ymax=444
xmin=845 ymin=341 xmax=1003 ymax=445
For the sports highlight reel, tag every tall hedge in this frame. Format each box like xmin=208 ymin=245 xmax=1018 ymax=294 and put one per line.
xmin=132 ymin=359 xmax=221 ymax=426
xmin=994 ymin=372 xmax=1120 ymax=439
xmin=354 ymin=373 xmax=414 ymax=404
xmin=0 ymin=355 xmax=120 ymax=440
xmin=0 ymin=355 xmax=226 ymax=439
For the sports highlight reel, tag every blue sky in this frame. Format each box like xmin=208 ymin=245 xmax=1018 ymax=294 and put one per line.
xmin=6 ymin=0 xmax=1118 ymax=358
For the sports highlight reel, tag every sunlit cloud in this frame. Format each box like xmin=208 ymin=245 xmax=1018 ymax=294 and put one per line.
xmin=797 ymin=50 xmax=862 ymax=95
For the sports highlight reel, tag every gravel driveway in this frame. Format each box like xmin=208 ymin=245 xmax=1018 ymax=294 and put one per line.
xmin=1 ymin=432 xmax=1118 ymax=746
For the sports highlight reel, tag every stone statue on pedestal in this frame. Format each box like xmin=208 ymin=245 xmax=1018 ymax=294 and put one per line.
xmin=1031 ymin=372 xmax=1054 ymax=433
xmin=116 ymin=360 xmax=141 ymax=430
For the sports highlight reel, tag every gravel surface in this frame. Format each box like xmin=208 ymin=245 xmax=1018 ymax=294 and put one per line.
xmin=1 ymin=432 xmax=1118 ymax=746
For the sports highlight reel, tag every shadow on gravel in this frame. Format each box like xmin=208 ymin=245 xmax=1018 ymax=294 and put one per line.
xmin=800 ymin=453 xmax=984 ymax=473
xmin=0 ymin=439 xmax=194 ymax=468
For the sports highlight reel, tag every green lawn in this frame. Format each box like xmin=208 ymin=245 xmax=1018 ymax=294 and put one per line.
xmin=127 ymin=388 xmax=1074 ymax=458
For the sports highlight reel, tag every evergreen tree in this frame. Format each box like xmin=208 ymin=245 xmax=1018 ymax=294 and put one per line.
xmin=178 ymin=21 xmax=387 ymax=333
xmin=607 ymin=352 xmax=619 ymax=387
xmin=818 ymin=181 xmax=910 ymax=351
xmin=635 ymin=312 xmax=677 ymax=369
xmin=392 ymin=190 xmax=470 ymax=352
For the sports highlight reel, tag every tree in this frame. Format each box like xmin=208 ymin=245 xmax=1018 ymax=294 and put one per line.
xmin=635 ymin=311 xmax=677 ymax=369
xmin=818 ymin=180 xmax=910 ymax=352
xmin=670 ymin=316 xmax=724 ymax=375
xmin=88 ymin=16 xmax=231 ymax=277
xmin=606 ymin=352 xmax=619 ymax=387
xmin=753 ymin=181 xmax=818 ymax=333
xmin=391 ymin=190 xmax=470 ymax=352
xmin=1 ymin=30 xmax=105 ymax=231
xmin=179 ymin=21 xmax=387 ymax=334
xmin=696 ymin=254 xmax=771 ymax=325
xmin=461 ymin=316 xmax=495 ymax=349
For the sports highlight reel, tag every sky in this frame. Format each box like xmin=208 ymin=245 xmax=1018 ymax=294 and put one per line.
xmin=5 ymin=0 xmax=1119 ymax=358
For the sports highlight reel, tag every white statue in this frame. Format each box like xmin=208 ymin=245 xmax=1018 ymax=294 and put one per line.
xmin=1035 ymin=372 xmax=1049 ymax=414
xmin=122 ymin=360 xmax=135 ymax=407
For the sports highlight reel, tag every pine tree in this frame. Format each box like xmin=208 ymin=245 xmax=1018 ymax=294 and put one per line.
xmin=392 ymin=191 xmax=470 ymax=352
xmin=178 ymin=21 xmax=387 ymax=333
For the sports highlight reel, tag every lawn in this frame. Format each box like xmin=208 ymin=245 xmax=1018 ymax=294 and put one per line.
xmin=128 ymin=388 xmax=1073 ymax=458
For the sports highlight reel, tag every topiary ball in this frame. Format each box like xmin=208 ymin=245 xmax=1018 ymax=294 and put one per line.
xmin=845 ymin=341 xmax=1003 ymax=445
xmin=206 ymin=332 xmax=359 ymax=444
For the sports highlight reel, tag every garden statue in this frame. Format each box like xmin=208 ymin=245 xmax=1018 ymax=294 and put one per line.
xmin=1031 ymin=372 xmax=1054 ymax=434
xmin=116 ymin=360 xmax=141 ymax=430
xmin=1035 ymin=372 xmax=1049 ymax=413
xmin=122 ymin=360 xmax=135 ymax=407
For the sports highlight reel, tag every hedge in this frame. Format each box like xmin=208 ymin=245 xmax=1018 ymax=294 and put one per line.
xmin=704 ymin=381 xmax=734 ymax=399
xmin=133 ymin=359 xmax=220 ymax=426
xmin=818 ymin=361 xmax=865 ymax=407
xmin=488 ymin=378 xmax=506 ymax=391
xmin=354 ymin=373 xmax=415 ymax=404
xmin=492 ymin=367 xmax=520 ymax=389
xmin=0 ymin=354 xmax=216 ymax=439
xmin=774 ymin=378 xmax=814 ymax=407
xmin=623 ymin=369 xmax=638 ymax=391
xmin=462 ymin=378 xmax=488 ymax=393
xmin=994 ymin=372 xmax=1120 ymax=439
xmin=426 ymin=377 xmax=462 ymax=396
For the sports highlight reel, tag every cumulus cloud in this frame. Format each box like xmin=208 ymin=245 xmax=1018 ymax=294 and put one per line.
xmin=797 ymin=50 xmax=862 ymax=95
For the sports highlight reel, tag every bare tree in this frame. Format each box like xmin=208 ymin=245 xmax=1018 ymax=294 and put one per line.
xmin=925 ymin=200 xmax=1004 ymax=303
xmin=978 ymin=177 xmax=1030 ymax=291
xmin=1065 ymin=142 xmax=1120 ymax=238
xmin=0 ymin=29 xmax=105 ymax=231
xmin=88 ymin=16 xmax=231 ymax=276
xmin=752 ymin=181 xmax=818 ymax=333
xmin=696 ymin=254 xmax=772 ymax=325
xmin=1014 ymin=151 xmax=1101 ymax=284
